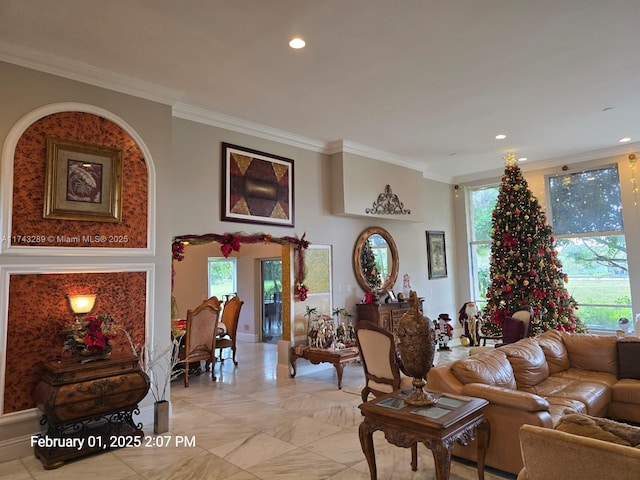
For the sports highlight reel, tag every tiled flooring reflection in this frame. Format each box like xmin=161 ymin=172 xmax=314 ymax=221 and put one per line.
xmin=1 ymin=342 xmax=516 ymax=479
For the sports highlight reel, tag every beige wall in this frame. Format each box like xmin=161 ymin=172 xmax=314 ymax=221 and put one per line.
xmin=171 ymin=117 xmax=458 ymax=324
xmin=172 ymin=242 xmax=281 ymax=341
xmin=0 ymin=61 xmax=173 ymax=460
xmin=0 ymin=60 xmax=458 ymax=461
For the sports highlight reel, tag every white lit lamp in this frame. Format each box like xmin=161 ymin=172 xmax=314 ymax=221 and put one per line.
xmin=67 ymin=294 xmax=97 ymax=321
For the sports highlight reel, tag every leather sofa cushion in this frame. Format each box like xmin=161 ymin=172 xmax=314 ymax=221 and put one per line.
xmin=525 ymin=376 xmax=611 ymax=417
xmin=617 ymin=339 xmax=640 ymax=380
xmin=552 ymin=368 xmax=617 ymax=387
xmin=450 ymin=349 xmax=517 ymax=389
xmin=500 ymin=339 xmax=549 ymax=388
xmin=612 ymin=379 xmax=640 ymax=404
xmin=536 ymin=330 xmax=569 ymax=374
xmin=562 ymin=333 xmax=617 ymax=375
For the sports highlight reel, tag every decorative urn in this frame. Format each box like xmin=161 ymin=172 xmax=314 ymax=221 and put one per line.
xmin=394 ymin=290 xmax=437 ymax=405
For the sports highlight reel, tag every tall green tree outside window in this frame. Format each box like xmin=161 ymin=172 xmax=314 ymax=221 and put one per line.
xmin=548 ymin=165 xmax=631 ymax=330
xmin=469 ymin=186 xmax=500 ymax=309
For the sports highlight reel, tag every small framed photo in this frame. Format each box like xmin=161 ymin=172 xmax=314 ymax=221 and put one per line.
xmin=426 ymin=231 xmax=448 ymax=279
xmin=44 ymin=138 xmax=123 ymax=222
xmin=221 ymin=142 xmax=294 ymax=227
xmin=386 ymin=290 xmax=397 ymax=302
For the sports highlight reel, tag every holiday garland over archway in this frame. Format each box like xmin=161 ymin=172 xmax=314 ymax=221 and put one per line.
xmin=171 ymin=232 xmax=311 ymax=300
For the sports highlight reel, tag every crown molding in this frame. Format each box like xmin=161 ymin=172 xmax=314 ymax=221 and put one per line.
xmin=0 ymin=41 xmax=182 ymax=105
xmin=452 ymin=142 xmax=640 ymax=185
xmin=0 ymin=43 xmax=450 ymax=184
xmin=172 ymin=103 xmax=327 ymax=153
xmin=327 ymin=140 xmax=451 ymax=183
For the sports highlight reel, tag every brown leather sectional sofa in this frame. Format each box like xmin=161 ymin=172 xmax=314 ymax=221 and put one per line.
xmin=427 ymin=330 xmax=640 ymax=474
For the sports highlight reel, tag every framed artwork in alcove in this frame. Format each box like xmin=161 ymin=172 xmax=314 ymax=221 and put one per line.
xmin=44 ymin=138 xmax=123 ymax=223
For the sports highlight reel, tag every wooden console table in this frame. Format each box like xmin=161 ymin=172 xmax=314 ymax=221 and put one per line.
xmin=32 ymin=354 xmax=150 ymax=469
xmin=290 ymin=346 xmax=359 ymax=389
xmin=359 ymin=390 xmax=489 ymax=480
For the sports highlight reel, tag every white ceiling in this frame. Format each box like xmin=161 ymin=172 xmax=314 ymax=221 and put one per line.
xmin=1 ymin=0 xmax=640 ymax=183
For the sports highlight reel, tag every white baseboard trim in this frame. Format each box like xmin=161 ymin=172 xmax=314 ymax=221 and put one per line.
xmin=0 ymin=433 xmax=36 ymax=463
xmin=0 ymin=403 xmax=156 ymax=463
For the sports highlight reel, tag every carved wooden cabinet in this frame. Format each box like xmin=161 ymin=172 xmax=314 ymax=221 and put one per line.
xmin=356 ymin=302 xmax=410 ymax=333
xmin=32 ymin=354 xmax=149 ymax=469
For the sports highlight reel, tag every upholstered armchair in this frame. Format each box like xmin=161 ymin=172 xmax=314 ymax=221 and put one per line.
xmin=354 ymin=320 xmax=417 ymax=468
xmin=518 ymin=423 xmax=640 ymax=480
xmin=354 ymin=320 xmax=414 ymax=402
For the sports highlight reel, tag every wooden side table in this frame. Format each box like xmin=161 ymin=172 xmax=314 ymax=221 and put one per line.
xmin=32 ymin=354 xmax=150 ymax=469
xmin=290 ymin=346 xmax=360 ymax=389
xmin=358 ymin=390 xmax=489 ymax=480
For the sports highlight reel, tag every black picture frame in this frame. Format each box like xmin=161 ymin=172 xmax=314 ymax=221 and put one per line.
xmin=221 ymin=142 xmax=294 ymax=227
xmin=426 ymin=231 xmax=447 ymax=279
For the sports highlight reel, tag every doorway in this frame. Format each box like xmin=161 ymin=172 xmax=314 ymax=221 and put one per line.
xmin=261 ymin=258 xmax=282 ymax=343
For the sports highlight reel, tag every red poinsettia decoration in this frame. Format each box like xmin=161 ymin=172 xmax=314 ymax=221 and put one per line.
xmin=297 ymin=283 xmax=309 ymax=301
xmin=220 ymin=233 xmax=241 ymax=257
xmin=62 ymin=313 xmax=117 ymax=354
xmin=172 ymin=241 xmax=185 ymax=261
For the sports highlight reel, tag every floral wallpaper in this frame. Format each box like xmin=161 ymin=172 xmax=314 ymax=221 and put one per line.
xmin=3 ymin=272 xmax=147 ymax=414
xmin=11 ymin=111 xmax=148 ymax=248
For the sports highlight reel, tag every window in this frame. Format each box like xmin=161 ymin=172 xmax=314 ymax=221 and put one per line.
xmin=468 ymin=186 xmax=500 ymax=309
xmin=548 ymin=165 xmax=631 ymax=330
xmin=208 ymin=257 xmax=237 ymax=300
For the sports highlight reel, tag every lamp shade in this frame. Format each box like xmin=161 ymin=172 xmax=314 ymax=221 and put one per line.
xmin=67 ymin=294 xmax=96 ymax=315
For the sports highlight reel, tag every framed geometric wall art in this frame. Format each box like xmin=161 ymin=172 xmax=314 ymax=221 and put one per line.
xmin=426 ymin=230 xmax=448 ymax=279
xmin=43 ymin=138 xmax=123 ymax=222
xmin=221 ymin=142 xmax=294 ymax=227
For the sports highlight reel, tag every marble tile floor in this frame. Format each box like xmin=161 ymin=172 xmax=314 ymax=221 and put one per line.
xmin=1 ymin=341 xmax=516 ymax=480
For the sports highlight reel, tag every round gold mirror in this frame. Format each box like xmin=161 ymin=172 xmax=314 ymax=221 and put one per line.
xmin=353 ymin=226 xmax=399 ymax=293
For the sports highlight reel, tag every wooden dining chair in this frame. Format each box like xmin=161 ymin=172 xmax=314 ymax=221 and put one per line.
xmin=182 ymin=297 xmax=221 ymax=387
xmin=216 ymin=295 xmax=244 ymax=365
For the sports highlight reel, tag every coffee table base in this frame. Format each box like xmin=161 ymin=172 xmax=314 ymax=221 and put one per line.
xmin=290 ymin=347 xmax=359 ymax=389
xmin=359 ymin=416 xmax=489 ymax=480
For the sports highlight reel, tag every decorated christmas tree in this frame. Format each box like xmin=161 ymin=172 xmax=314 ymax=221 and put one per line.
xmin=361 ymin=239 xmax=382 ymax=290
xmin=483 ymin=155 xmax=587 ymax=335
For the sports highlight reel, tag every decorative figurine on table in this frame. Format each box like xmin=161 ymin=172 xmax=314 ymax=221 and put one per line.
xmin=346 ymin=323 xmax=355 ymax=344
xmin=458 ymin=301 xmax=482 ymax=346
xmin=402 ymin=273 xmax=412 ymax=299
xmin=435 ymin=313 xmax=453 ymax=350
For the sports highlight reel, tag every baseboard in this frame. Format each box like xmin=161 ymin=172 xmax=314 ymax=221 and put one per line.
xmin=0 ymin=409 xmax=40 ymax=463
xmin=0 ymin=403 xmax=155 ymax=463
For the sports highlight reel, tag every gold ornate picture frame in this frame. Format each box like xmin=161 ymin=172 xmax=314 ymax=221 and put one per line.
xmin=44 ymin=138 xmax=123 ymax=223
xmin=221 ymin=142 xmax=294 ymax=227
xmin=426 ymin=230 xmax=448 ymax=279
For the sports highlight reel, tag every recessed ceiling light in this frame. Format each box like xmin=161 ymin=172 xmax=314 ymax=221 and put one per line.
xmin=495 ymin=134 xmax=506 ymax=140
xmin=289 ymin=37 xmax=306 ymax=49
xmin=518 ymin=157 xmax=527 ymax=162
xmin=619 ymin=137 xmax=631 ymax=143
